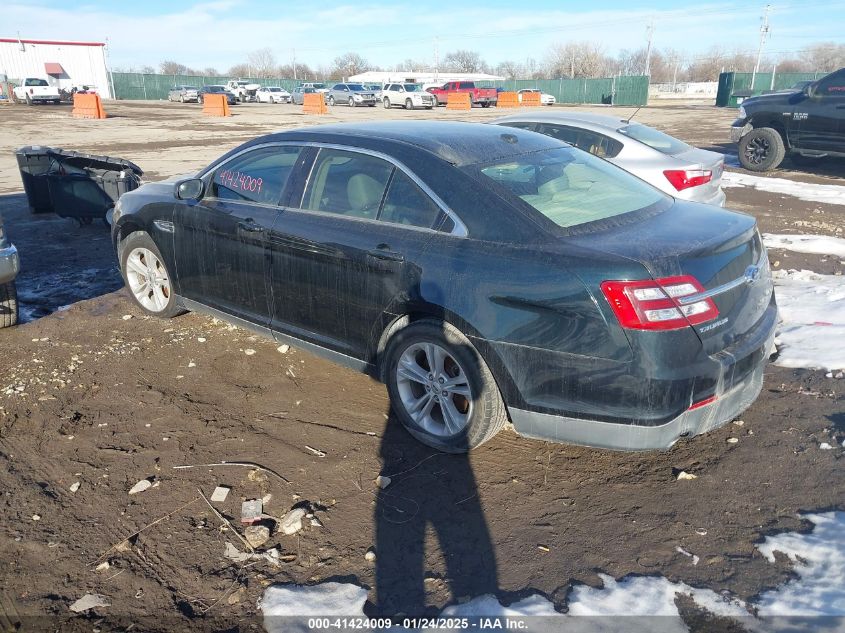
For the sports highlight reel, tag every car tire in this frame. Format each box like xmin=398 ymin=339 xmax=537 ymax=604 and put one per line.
xmin=198 ymin=95 xmax=203 ymax=104
xmin=180 ymin=94 xmax=184 ymax=103
xmin=738 ymin=127 xmax=786 ymax=172
xmin=0 ymin=281 xmax=18 ymax=328
xmin=328 ymin=96 xmax=335 ymax=106
xmin=432 ymin=96 xmax=439 ymax=107
xmin=405 ymin=98 xmax=413 ymax=110
xmin=348 ymin=97 xmax=355 ymax=107
xmin=384 ymin=319 xmax=508 ymax=452
xmin=25 ymin=94 xmax=32 ymax=106
xmin=119 ymin=232 xmax=185 ymax=319
xmin=426 ymin=105 xmax=433 ymax=110
xmin=383 ymin=98 xmax=391 ymax=109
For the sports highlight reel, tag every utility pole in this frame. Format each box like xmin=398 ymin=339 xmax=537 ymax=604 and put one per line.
xmin=292 ymin=48 xmax=297 ymax=80
xmin=750 ymin=4 xmax=771 ymax=91
xmin=644 ymin=21 xmax=654 ymax=77
xmin=433 ymin=37 xmax=439 ymax=82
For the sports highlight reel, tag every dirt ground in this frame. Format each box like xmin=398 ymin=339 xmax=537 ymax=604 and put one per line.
xmin=0 ymin=99 xmax=843 ymax=631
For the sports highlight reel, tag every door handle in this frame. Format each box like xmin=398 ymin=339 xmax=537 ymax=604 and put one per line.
xmin=238 ymin=219 xmax=263 ymax=233
xmin=367 ymin=246 xmax=404 ymax=262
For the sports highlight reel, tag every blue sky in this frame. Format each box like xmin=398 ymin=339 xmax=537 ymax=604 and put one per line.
xmin=6 ymin=0 xmax=845 ymax=72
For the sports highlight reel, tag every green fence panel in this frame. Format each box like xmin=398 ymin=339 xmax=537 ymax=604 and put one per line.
xmin=112 ymin=72 xmax=302 ymax=100
xmin=716 ymin=71 xmax=828 ymax=107
xmin=476 ymin=76 xmax=646 ymax=105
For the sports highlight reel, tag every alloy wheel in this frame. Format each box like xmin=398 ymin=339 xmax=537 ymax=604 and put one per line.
xmin=744 ymin=135 xmax=770 ymax=166
xmin=125 ymin=247 xmax=172 ymax=313
xmin=395 ymin=342 xmax=473 ymax=437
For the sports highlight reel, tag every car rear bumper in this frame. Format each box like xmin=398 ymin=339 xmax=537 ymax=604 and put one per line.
xmin=0 ymin=244 xmax=20 ymax=284
xmin=502 ymin=299 xmax=776 ymax=451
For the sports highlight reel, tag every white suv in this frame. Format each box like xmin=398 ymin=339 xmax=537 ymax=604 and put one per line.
xmin=381 ymin=83 xmax=435 ymax=110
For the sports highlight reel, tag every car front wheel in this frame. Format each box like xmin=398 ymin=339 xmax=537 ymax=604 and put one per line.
xmin=383 ymin=98 xmax=391 ymax=109
xmin=119 ymin=232 xmax=184 ymax=318
xmin=384 ymin=319 xmax=508 ymax=452
xmin=738 ymin=127 xmax=786 ymax=172
xmin=0 ymin=281 xmax=18 ymax=328
xmin=405 ymin=98 xmax=413 ymax=110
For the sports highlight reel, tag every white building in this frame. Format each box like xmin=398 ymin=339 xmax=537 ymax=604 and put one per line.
xmin=0 ymin=37 xmax=112 ymax=98
xmin=348 ymin=70 xmax=504 ymax=87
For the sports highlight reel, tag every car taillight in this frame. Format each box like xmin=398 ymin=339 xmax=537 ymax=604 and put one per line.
xmin=663 ymin=169 xmax=712 ymax=191
xmin=600 ymin=275 xmax=718 ymax=331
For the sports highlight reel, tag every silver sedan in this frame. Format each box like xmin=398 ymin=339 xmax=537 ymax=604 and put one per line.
xmin=492 ymin=112 xmax=726 ymax=206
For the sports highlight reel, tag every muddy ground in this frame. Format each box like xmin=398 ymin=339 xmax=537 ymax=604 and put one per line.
xmin=0 ymin=100 xmax=843 ymax=631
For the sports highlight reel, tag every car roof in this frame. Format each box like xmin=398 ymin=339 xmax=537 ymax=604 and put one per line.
xmin=493 ymin=111 xmax=630 ymax=131
xmin=262 ymin=121 xmax=563 ymax=166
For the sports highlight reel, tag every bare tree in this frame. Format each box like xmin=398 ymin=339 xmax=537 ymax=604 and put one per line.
xmin=401 ymin=58 xmax=432 ymax=72
xmin=278 ymin=63 xmax=314 ymax=79
xmin=202 ymin=67 xmax=220 ymax=77
xmin=228 ymin=63 xmax=252 ymax=78
xmin=685 ymin=46 xmax=726 ymax=81
xmin=545 ymin=42 xmax=613 ymax=79
xmin=495 ymin=60 xmax=522 ymax=80
xmin=801 ymin=42 xmax=845 ymax=72
xmin=247 ymin=48 xmax=277 ymax=78
xmin=160 ymin=60 xmax=190 ymax=75
xmin=331 ymin=52 xmax=371 ymax=79
xmin=443 ymin=50 xmax=487 ymax=73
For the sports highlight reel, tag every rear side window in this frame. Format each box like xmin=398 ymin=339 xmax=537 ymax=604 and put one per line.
xmin=380 ymin=171 xmax=441 ymax=229
xmin=617 ymin=123 xmax=689 ymax=155
xmin=211 ymin=146 xmax=302 ymax=205
xmin=537 ymin=124 xmax=623 ymax=158
xmin=302 ymin=149 xmax=393 ymax=219
xmin=475 ymin=147 xmax=667 ymax=229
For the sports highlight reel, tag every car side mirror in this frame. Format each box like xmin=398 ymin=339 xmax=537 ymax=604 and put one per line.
xmin=175 ymin=178 xmax=204 ymax=201
xmin=804 ymin=83 xmax=817 ymax=98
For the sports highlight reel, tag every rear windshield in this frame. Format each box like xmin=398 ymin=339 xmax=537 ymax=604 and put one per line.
xmin=474 ymin=147 xmax=668 ymax=229
xmin=25 ymin=78 xmax=49 ymax=87
xmin=617 ymin=123 xmax=690 ymax=155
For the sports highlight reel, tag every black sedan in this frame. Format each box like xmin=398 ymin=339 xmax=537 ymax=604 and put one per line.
xmin=197 ymin=85 xmax=237 ymax=106
xmin=111 ymin=122 xmax=777 ymax=452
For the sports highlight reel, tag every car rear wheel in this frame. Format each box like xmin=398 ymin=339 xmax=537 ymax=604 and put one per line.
xmin=0 ymin=281 xmax=18 ymax=328
xmin=384 ymin=319 xmax=508 ymax=452
xmin=119 ymin=232 xmax=184 ymax=319
xmin=738 ymin=127 xmax=785 ymax=172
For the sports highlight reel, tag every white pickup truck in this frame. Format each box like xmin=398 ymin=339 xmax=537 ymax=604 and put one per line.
xmin=225 ymin=80 xmax=261 ymax=103
xmin=13 ymin=78 xmax=60 ymax=105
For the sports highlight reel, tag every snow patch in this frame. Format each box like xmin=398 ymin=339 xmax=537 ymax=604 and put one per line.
xmin=722 ymin=172 xmax=845 ymax=206
xmin=261 ymin=582 xmax=368 ymax=633
xmin=756 ymin=512 xmax=845 ymax=616
xmin=771 ymin=269 xmax=845 ymax=371
xmin=764 ymin=233 xmax=845 ymax=259
xmin=442 ymin=593 xmax=561 ymax=617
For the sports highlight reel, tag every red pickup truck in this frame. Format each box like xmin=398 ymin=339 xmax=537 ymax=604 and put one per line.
xmin=427 ymin=81 xmax=498 ymax=107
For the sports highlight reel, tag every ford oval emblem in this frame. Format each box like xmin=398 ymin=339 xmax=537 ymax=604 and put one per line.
xmin=744 ymin=265 xmax=761 ymax=285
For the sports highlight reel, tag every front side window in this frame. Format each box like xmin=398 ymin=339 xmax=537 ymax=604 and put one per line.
xmin=816 ymin=70 xmax=845 ymax=96
xmin=474 ymin=147 xmax=668 ymax=229
xmin=211 ymin=146 xmax=302 ymax=205
xmin=302 ymin=149 xmax=393 ymax=219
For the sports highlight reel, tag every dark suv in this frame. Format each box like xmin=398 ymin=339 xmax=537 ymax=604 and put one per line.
xmin=731 ymin=67 xmax=845 ymax=171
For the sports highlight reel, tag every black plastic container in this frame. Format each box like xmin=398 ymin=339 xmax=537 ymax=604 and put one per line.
xmin=15 ymin=146 xmax=56 ymax=214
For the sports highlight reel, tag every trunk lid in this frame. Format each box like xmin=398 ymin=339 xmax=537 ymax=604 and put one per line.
xmin=569 ymin=202 xmax=773 ymax=354
xmin=670 ymin=146 xmax=725 ymax=203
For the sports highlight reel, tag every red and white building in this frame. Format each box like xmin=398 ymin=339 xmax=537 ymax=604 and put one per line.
xmin=0 ymin=37 xmax=112 ymax=98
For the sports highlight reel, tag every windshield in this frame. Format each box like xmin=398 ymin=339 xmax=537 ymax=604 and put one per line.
xmin=404 ymin=84 xmax=422 ymax=92
xmin=312 ymin=83 xmax=326 ymax=89
xmin=474 ymin=147 xmax=668 ymax=229
xmin=184 ymin=86 xmax=198 ymax=91
xmin=617 ymin=123 xmax=690 ymax=155
xmin=268 ymin=87 xmax=281 ymax=92
xmin=25 ymin=79 xmax=49 ymax=87
xmin=348 ymin=84 xmax=366 ymax=91
xmin=207 ymin=86 xmax=224 ymax=92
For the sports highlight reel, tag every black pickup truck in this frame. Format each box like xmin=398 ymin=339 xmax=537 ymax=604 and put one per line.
xmin=731 ymin=67 xmax=845 ymax=171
